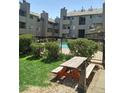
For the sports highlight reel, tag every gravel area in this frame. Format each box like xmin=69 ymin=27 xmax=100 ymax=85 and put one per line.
xmin=21 ymin=83 xmax=77 ymax=93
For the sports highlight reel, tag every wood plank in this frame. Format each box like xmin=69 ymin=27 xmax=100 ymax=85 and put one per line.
xmin=86 ymin=64 xmax=95 ymax=79
xmin=51 ymin=66 xmax=63 ymax=73
xmin=91 ymin=59 xmax=102 ymax=64
xmin=92 ymin=51 xmax=103 ymax=61
xmin=60 ymin=56 xmax=87 ymax=68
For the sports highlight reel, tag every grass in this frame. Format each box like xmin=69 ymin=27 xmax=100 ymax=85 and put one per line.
xmin=19 ymin=54 xmax=72 ymax=92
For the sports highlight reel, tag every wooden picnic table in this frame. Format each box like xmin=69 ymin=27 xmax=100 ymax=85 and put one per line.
xmin=51 ymin=56 xmax=96 ymax=93
xmin=60 ymin=56 xmax=87 ymax=80
xmin=53 ymin=56 xmax=87 ymax=80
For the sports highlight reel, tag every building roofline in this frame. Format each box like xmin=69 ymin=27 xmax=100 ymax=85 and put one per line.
xmin=67 ymin=8 xmax=103 ymax=17
xmin=30 ymin=11 xmax=56 ymax=23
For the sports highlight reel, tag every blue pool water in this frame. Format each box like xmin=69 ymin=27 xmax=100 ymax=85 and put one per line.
xmin=60 ymin=42 xmax=69 ymax=49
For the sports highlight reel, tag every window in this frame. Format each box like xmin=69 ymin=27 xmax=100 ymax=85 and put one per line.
xmin=97 ymin=14 xmax=102 ymax=17
xmin=19 ymin=22 xmax=26 ymax=29
xmin=90 ymin=15 xmax=92 ymax=19
xmin=54 ymin=30 xmax=58 ymax=33
xmin=63 ymin=25 xmax=66 ymax=29
xmin=48 ymin=22 xmax=51 ymax=24
xmin=66 ymin=17 xmax=70 ymax=20
xmin=78 ymin=29 xmax=85 ymax=38
xmin=63 ymin=24 xmax=70 ymax=29
xmin=47 ymin=28 xmax=53 ymax=32
xmin=71 ymin=17 xmax=74 ymax=20
xmin=63 ymin=16 xmax=74 ymax=20
xmin=63 ymin=16 xmax=66 ymax=20
xmin=19 ymin=9 xmax=26 ymax=16
xmin=37 ymin=18 xmax=40 ymax=22
xmin=54 ymin=23 xmax=58 ymax=26
xmin=79 ymin=17 xmax=86 ymax=25
xmin=63 ymin=16 xmax=71 ymax=20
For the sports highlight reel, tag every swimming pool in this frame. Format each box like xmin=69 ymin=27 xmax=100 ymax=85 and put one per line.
xmin=59 ymin=42 xmax=69 ymax=49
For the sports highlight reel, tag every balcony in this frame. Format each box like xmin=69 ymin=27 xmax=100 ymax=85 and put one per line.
xmin=85 ymin=32 xmax=104 ymax=40
xmin=62 ymin=29 xmax=69 ymax=34
xmin=92 ymin=17 xmax=103 ymax=24
xmin=19 ymin=16 xmax=26 ymax=22
xmin=48 ymin=23 xmax=54 ymax=28
xmin=62 ymin=20 xmax=70 ymax=24
xmin=54 ymin=26 xmax=59 ymax=29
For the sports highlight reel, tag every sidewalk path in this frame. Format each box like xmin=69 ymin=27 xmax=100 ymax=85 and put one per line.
xmin=91 ymin=51 xmax=103 ymax=64
xmin=86 ymin=69 xmax=105 ymax=93
xmin=62 ymin=48 xmax=70 ymax=54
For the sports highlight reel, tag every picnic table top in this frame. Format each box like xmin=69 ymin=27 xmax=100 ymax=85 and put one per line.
xmin=60 ymin=56 xmax=87 ymax=69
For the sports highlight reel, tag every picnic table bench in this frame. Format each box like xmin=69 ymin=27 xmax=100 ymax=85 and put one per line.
xmin=51 ymin=66 xmax=63 ymax=74
xmin=86 ymin=63 xmax=95 ymax=79
xmin=51 ymin=66 xmax=67 ymax=79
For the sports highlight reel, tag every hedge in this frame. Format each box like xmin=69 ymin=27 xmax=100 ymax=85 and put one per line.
xmin=98 ymin=42 xmax=103 ymax=51
xmin=30 ymin=43 xmax=45 ymax=57
xmin=19 ymin=34 xmax=33 ymax=55
xmin=45 ymin=42 xmax=59 ymax=59
xmin=67 ymin=38 xmax=98 ymax=57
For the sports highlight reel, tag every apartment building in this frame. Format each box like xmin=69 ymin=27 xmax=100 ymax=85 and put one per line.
xmin=59 ymin=4 xmax=104 ymax=39
xmin=19 ymin=0 xmax=104 ymax=40
xmin=85 ymin=3 xmax=105 ymax=40
xmin=19 ymin=0 xmax=59 ymax=37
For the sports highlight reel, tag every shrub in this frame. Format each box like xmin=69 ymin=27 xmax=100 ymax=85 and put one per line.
xmin=19 ymin=34 xmax=33 ymax=55
xmin=98 ymin=42 xmax=103 ymax=51
xmin=30 ymin=43 xmax=45 ymax=57
xmin=59 ymin=53 xmax=73 ymax=61
xmin=67 ymin=38 xmax=98 ymax=57
xmin=45 ymin=42 xmax=59 ymax=59
xmin=47 ymin=38 xmax=57 ymax=42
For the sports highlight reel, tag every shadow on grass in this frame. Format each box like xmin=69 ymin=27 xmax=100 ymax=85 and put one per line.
xmin=19 ymin=54 xmax=27 ymax=58
xmin=59 ymin=53 xmax=73 ymax=61
xmin=26 ymin=55 xmax=41 ymax=60
xmin=19 ymin=52 xmax=32 ymax=58
xmin=41 ymin=54 xmax=73 ymax=64
xmin=20 ymin=53 xmax=73 ymax=63
xmin=41 ymin=57 xmax=60 ymax=63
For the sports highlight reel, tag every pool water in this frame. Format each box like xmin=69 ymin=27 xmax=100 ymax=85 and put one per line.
xmin=60 ymin=42 xmax=69 ymax=49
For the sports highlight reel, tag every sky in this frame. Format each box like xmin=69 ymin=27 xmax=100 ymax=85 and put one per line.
xmin=19 ymin=0 xmax=105 ymax=18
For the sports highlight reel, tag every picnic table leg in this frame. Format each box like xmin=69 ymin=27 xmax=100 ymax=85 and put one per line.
xmin=78 ymin=61 xmax=87 ymax=93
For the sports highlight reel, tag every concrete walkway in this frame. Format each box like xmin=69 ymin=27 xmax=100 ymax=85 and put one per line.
xmin=91 ymin=51 xmax=103 ymax=64
xmin=86 ymin=69 xmax=105 ymax=93
xmin=62 ymin=48 xmax=70 ymax=54
xmin=92 ymin=51 xmax=103 ymax=61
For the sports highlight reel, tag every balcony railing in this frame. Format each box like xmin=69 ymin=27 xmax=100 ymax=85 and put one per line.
xmin=62 ymin=20 xmax=70 ymax=24
xmin=62 ymin=29 xmax=69 ymax=33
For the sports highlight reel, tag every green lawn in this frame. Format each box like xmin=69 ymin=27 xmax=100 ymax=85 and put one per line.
xmin=19 ymin=55 xmax=72 ymax=92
